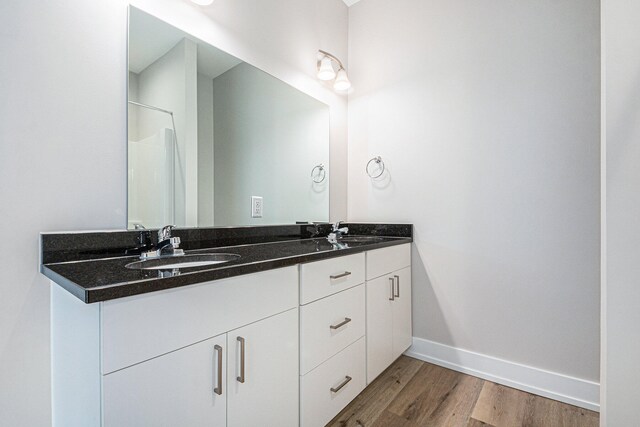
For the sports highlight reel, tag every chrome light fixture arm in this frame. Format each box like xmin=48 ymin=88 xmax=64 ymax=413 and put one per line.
xmin=317 ymin=49 xmax=346 ymax=71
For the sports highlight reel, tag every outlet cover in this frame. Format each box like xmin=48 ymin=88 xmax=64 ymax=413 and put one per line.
xmin=251 ymin=196 xmax=263 ymax=218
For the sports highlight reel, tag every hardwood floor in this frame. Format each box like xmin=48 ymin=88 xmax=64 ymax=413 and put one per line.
xmin=327 ymin=356 xmax=599 ymax=427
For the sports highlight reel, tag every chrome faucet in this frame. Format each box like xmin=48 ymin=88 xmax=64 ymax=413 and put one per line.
xmin=306 ymin=222 xmax=326 ymax=239
xmin=157 ymin=225 xmax=176 ymax=243
xmin=333 ymin=221 xmax=349 ymax=236
xmin=327 ymin=221 xmax=349 ymax=243
xmin=140 ymin=225 xmax=184 ymax=260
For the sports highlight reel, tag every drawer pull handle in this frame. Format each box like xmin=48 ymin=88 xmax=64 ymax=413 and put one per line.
xmin=330 ymin=271 xmax=352 ymax=280
xmin=237 ymin=336 xmax=245 ymax=383
xmin=214 ymin=345 xmax=223 ymax=395
xmin=394 ymin=275 xmax=400 ymax=298
xmin=330 ymin=376 xmax=353 ymax=393
xmin=389 ymin=277 xmax=395 ymax=301
xmin=330 ymin=317 xmax=352 ymax=330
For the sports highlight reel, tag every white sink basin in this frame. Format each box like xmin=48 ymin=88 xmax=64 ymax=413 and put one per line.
xmin=126 ymin=253 xmax=240 ymax=270
xmin=336 ymin=236 xmax=385 ymax=243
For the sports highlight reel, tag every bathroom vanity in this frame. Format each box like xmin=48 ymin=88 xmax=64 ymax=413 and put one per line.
xmin=39 ymin=7 xmax=411 ymax=426
xmin=40 ymin=8 xmax=414 ymax=427
xmin=42 ymin=224 xmax=412 ymax=427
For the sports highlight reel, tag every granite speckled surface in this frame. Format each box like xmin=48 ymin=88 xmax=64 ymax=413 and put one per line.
xmin=41 ymin=223 xmax=412 ymax=303
xmin=41 ymin=224 xmax=336 ymax=264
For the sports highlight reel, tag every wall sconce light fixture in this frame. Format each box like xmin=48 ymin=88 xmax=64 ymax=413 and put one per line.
xmin=317 ymin=50 xmax=351 ymax=92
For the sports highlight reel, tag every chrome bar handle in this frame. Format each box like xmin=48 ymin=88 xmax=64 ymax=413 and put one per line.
xmin=236 ymin=336 xmax=245 ymax=383
xmin=330 ymin=376 xmax=353 ymax=393
xmin=394 ymin=275 xmax=400 ymax=298
xmin=389 ymin=277 xmax=395 ymax=301
xmin=214 ymin=345 xmax=223 ymax=395
xmin=330 ymin=271 xmax=352 ymax=280
xmin=330 ymin=317 xmax=352 ymax=330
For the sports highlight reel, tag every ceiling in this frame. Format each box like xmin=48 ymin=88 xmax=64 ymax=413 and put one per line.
xmin=342 ymin=0 xmax=362 ymax=6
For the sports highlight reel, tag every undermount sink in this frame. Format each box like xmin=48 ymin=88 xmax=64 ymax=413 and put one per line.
xmin=126 ymin=253 xmax=241 ymax=270
xmin=336 ymin=236 xmax=385 ymax=243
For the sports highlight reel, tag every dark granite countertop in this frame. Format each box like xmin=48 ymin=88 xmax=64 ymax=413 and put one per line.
xmin=41 ymin=223 xmax=412 ymax=303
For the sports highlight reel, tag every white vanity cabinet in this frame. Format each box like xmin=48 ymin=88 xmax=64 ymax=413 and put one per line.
xmin=226 ymin=308 xmax=299 ymax=427
xmin=299 ymin=252 xmax=367 ymax=427
xmin=51 ymin=242 xmax=412 ymax=427
xmin=102 ymin=333 xmax=228 ymax=427
xmin=297 ymin=244 xmax=412 ymax=426
xmin=365 ymin=244 xmax=412 ymax=383
xmin=102 ymin=308 xmax=299 ymax=427
xmin=52 ymin=266 xmax=299 ymax=427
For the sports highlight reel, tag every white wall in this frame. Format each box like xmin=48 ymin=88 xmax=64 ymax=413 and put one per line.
xmin=0 ymin=0 xmax=348 ymax=424
xmin=197 ymin=73 xmax=215 ymax=226
xmin=213 ymin=63 xmax=330 ymax=225
xmin=348 ymin=0 xmax=601 ymax=385
xmin=601 ymin=0 xmax=640 ymax=424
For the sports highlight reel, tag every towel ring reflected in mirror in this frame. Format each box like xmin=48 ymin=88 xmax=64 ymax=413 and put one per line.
xmin=311 ymin=163 xmax=326 ymax=183
xmin=366 ymin=156 xmax=385 ymax=179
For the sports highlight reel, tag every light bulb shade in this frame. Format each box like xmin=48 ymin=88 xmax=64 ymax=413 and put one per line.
xmin=317 ymin=56 xmax=336 ymax=81
xmin=333 ymin=68 xmax=351 ymax=91
xmin=191 ymin=0 xmax=214 ymax=5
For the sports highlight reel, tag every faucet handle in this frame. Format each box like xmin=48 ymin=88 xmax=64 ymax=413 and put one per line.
xmin=158 ymin=225 xmax=175 ymax=241
xmin=332 ymin=221 xmax=343 ymax=231
xmin=169 ymin=236 xmax=181 ymax=248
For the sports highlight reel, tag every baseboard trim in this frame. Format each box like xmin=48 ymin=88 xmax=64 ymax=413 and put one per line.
xmin=405 ymin=337 xmax=600 ymax=412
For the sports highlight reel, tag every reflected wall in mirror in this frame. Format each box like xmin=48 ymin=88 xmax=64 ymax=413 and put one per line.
xmin=128 ymin=7 xmax=330 ymax=229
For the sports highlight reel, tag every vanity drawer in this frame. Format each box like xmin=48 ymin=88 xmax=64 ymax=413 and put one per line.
xmin=300 ymin=337 xmax=366 ymax=427
xmin=366 ymin=243 xmax=411 ymax=279
xmin=300 ymin=253 xmax=365 ymax=304
xmin=101 ymin=266 xmax=298 ymax=374
xmin=300 ymin=284 xmax=365 ymax=375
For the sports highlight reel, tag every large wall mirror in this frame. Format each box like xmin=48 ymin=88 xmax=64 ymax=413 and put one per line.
xmin=127 ymin=7 xmax=330 ymax=229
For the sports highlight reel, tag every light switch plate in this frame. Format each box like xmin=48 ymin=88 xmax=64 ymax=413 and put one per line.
xmin=251 ymin=196 xmax=263 ymax=218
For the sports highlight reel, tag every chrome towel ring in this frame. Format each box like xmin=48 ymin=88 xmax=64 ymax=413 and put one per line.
xmin=311 ymin=164 xmax=326 ymax=183
xmin=366 ymin=156 xmax=385 ymax=179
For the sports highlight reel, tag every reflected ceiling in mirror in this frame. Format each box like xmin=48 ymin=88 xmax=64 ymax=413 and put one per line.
xmin=127 ymin=7 xmax=330 ymax=230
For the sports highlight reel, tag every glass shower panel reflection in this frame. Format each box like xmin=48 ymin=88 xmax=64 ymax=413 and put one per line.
xmin=127 ymin=103 xmax=176 ymax=229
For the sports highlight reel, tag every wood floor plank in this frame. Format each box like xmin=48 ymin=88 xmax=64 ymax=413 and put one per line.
xmin=472 ymin=381 xmax=599 ymax=427
xmin=526 ymin=393 xmax=599 ymax=427
xmin=370 ymin=410 xmax=419 ymax=427
xmin=471 ymin=382 xmax=535 ymax=426
xmin=467 ymin=419 xmax=495 ymax=427
xmin=326 ymin=355 xmax=424 ymax=427
xmin=386 ymin=362 xmax=484 ymax=426
xmin=329 ymin=357 xmax=599 ymax=427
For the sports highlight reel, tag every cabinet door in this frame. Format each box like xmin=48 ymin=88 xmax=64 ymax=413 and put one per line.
xmin=102 ymin=334 xmax=226 ymax=427
xmin=366 ymin=274 xmax=394 ymax=383
xmin=392 ymin=266 xmax=413 ymax=358
xmin=227 ymin=308 xmax=299 ymax=427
